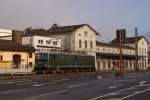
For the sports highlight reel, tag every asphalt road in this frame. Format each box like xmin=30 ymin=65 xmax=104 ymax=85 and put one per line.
xmin=0 ymin=71 xmax=150 ymax=100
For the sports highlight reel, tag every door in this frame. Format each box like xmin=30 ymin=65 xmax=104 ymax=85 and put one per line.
xmin=97 ymin=61 xmax=100 ymax=72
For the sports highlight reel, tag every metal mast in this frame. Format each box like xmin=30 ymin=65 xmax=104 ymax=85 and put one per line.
xmin=135 ymin=27 xmax=138 ymax=71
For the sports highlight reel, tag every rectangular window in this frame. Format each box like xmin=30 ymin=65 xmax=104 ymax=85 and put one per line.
xmin=103 ymin=61 xmax=106 ymax=68
xmin=53 ymin=41 xmax=57 ymax=45
xmin=0 ymin=55 xmax=3 ymax=61
xmin=46 ymin=40 xmax=48 ymax=44
xmin=41 ymin=40 xmax=43 ymax=44
xmin=46 ymin=40 xmax=50 ymax=45
xmin=38 ymin=40 xmax=40 ymax=43
xmin=142 ymin=48 xmax=144 ymax=55
xmin=29 ymin=52 xmax=32 ymax=58
xmin=108 ymin=61 xmax=111 ymax=68
xmin=38 ymin=40 xmax=43 ymax=44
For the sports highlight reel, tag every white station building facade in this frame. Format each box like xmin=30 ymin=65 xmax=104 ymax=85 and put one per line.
xmin=22 ymin=34 xmax=62 ymax=53
xmin=0 ymin=24 xmax=149 ymax=73
xmin=23 ymin=24 xmax=149 ymax=71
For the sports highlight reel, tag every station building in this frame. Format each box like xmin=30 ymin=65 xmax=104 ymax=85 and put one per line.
xmin=22 ymin=25 xmax=98 ymax=70
xmin=23 ymin=24 xmax=98 ymax=68
xmin=23 ymin=25 xmax=149 ymax=72
xmin=96 ymin=29 xmax=149 ymax=71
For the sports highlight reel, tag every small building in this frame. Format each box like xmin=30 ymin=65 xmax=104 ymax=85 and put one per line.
xmin=22 ymin=34 xmax=62 ymax=53
xmin=0 ymin=39 xmax=35 ymax=74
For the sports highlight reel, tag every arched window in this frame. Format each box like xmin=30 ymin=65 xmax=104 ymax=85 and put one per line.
xmin=79 ymin=40 xmax=82 ymax=48
xmin=85 ymin=40 xmax=87 ymax=49
xmin=90 ymin=41 xmax=93 ymax=49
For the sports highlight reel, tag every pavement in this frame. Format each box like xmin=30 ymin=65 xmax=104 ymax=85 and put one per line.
xmin=0 ymin=71 xmax=150 ymax=100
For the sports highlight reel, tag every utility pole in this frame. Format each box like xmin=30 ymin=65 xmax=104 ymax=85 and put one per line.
xmin=135 ymin=27 xmax=139 ymax=71
xmin=119 ymin=30 xmax=123 ymax=74
xmin=115 ymin=29 xmax=124 ymax=76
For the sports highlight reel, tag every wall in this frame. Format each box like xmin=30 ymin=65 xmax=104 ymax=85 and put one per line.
xmin=22 ymin=36 xmax=31 ymax=45
xmin=0 ymin=50 xmax=35 ymax=74
xmin=74 ymin=25 xmax=96 ymax=52
xmin=47 ymin=33 xmax=72 ymax=51
xmin=96 ymin=45 xmax=135 ymax=55
xmin=22 ymin=36 xmax=62 ymax=53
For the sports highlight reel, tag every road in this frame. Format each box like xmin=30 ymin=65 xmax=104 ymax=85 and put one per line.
xmin=0 ymin=71 xmax=150 ymax=100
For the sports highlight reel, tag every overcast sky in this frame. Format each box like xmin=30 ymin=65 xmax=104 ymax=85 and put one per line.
xmin=0 ymin=0 xmax=150 ymax=41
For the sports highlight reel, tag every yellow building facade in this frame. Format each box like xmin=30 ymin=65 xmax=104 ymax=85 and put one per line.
xmin=0 ymin=51 xmax=35 ymax=69
xmin=0 ymin=40 xmax=35 ymax=74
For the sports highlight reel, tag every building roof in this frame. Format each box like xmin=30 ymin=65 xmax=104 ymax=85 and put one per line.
xmin=23 ymin=28 xmax=47 ymax=36
xmin=111 ymin=36 xmax=149 ymax=44
xmin=96 ymin=41 xmax=135 ymax=50
xmin=0 ymin=39 xmax=35 ymax=52
xmin=0 ymin=35 xmax=12 ymax=38
xmin=24 ymin=24 xmax=99 ymax=36
xmin=48 ymin=24 xmax=99 ymax=35
xmin=0 ymin=29 xmax=12 ymax=34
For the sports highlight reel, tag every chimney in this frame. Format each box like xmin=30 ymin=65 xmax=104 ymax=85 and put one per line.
xmin=116 ymin=29 xmax=126 ymax=44
xmin=12 ymin=30 xmax=24 ymax=44
xmin=50 ymin=23 xmax=58 ymax=29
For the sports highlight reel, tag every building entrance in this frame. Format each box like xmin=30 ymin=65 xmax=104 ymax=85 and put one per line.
xmin=13 ymin=54 xmax=21 ymax=68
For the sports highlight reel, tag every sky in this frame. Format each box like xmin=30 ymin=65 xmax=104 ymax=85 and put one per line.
xmin=0 ymin=0 xmax=150 ymax=42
